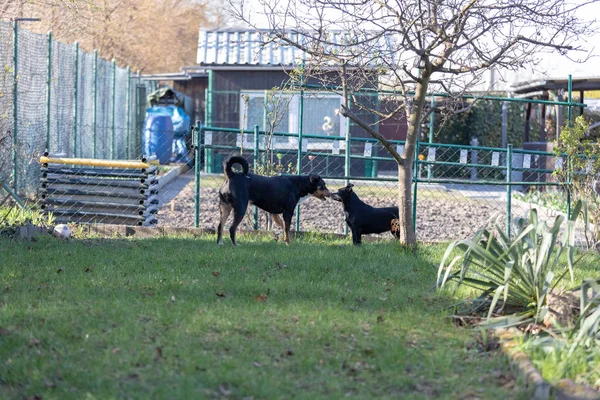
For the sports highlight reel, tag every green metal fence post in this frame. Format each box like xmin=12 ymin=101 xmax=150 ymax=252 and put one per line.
xmin=506 ymin=144 xmax=513 ymax=239
xmin=206 ymin=70 xmax=213 ymax=173
xmin=566 ymin=75 xmax=573 ymax=220
xmin=296 ymin=88 xmax=304 ymax=231
xmin=428 ymin=96 xmax=434 ymax=179
xmin=92 ymin=49 xmax=98 ymax=158
xmin=73 ymin=42 xmax=79 ymax=157
xmin=194 ymin=121 xmax=202 ymax=228
xmin=111 ymin=58 xmax=116 ymax=159
xmin=125 ymin=66 xmax=130 ymax=159
xmin=203 ymin=88 xmax=209 ymax=171
xmin=412 ymin=138 xmax=419 ymax=235
xmin=45 ymin=31 xmax=52 ymax=152
xmin=12 ymin=20 xmax=18 ymax=193
xmin=344 ymin=93 xmax=351 ymax=235
xmin=567 ymin=74 xmax=573 ymax=127
xmin=253 ymin=125 xmax=259 ymax=230
xmin=372 ymin=92 xmax=379 ymax=178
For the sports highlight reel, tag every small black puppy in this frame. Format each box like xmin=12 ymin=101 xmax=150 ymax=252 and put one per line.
xmin=331 ymin=183 xmax=399 ymax=245
xmin=217 ymin=155 xmax=331 ymax=245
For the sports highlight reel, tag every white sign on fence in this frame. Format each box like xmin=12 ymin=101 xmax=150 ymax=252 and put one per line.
xmin=204 ymin=132 xmax=212 ymax=146
xmin=491 ymin=152 xmax=500 ymax=166
xmin=302 ymin=139 xmax=309 ymax=152
xmin=555 ymin=157 xmax=564 ymax=170
xmin=523 ymin=154 xmax=531 ymax=169
xmin=236 ymin=134 xmax=243 ymax=148
xmin=332 ymin=140 xmax=340 ymax=155
xmin=459 ymin=149 xmax=468 ymax=164
xmin=396 ymin=144 xmax=404 ymax=156
xmin=427 ymin=147 xmax=436 ymax=162
xmin=364 ymin=142 xmax=373 ymax=157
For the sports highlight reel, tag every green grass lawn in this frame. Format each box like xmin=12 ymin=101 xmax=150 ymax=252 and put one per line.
xmin=0 ymin=234 xmax=527 ymax=399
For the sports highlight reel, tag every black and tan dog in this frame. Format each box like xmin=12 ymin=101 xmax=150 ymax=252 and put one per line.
xmin=332 ymin=183 xmax=399 ymax=245
xmin=217 ymin=156 xmax=331 ymax=245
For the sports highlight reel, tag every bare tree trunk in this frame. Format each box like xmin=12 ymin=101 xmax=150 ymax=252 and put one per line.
xmin=396 ymin=71 xmax=430 ymax=245
xmin=397 ymin=161 xmax=415 ymax=244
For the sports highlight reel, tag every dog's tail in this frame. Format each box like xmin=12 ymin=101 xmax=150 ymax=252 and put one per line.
xmin=224 ymin=156 xmax=249 ymax=180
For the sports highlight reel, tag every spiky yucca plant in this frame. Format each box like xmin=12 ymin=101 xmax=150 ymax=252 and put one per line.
xmin=437 ymin=201 xmax=583 ymax=328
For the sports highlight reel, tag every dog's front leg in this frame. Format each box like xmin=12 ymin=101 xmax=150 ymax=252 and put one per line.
xmin=351 ymin=228 xmax=362 ymax=245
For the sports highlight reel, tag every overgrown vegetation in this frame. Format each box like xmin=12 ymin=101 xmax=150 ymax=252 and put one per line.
xmin=0 ymin=204 xmax=54 ymax=236
xmin=554 ymin=116 xmax=600 ymax=249
xmin=513 ymin=189 xmax=569 ymax=214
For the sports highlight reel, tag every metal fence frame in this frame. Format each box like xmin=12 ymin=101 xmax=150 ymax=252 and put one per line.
xmin=193 ymin=123 xmax=573 ymax=238
xmin=193 ymin=76 xmax=584 ymax=238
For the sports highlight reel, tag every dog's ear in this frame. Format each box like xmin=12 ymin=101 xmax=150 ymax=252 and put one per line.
xmin=345 ymin=183 xmax=354 ymax=192
xmin=309 ymin=174 xmax=320 ymax=183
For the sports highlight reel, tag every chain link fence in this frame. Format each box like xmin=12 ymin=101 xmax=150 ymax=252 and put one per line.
xmin=0 ymin=22 xmax=150 ymax=200
xmin=178 ymin=122 xmax=565 ymax=242
xmin=0 ymin=22 xmax=163 ymax=226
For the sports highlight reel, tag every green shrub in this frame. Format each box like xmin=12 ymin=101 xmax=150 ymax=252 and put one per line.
xmin=554 ymin=116 xmax=600 ymax=249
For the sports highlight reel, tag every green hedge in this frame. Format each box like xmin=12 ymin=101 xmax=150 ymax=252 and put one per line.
xmin=433 ymin=100 xmax=525 ymax=148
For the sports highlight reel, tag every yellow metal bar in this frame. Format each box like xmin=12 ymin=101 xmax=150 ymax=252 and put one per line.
xmin=40 ymin=156 xmax=152 ymax=169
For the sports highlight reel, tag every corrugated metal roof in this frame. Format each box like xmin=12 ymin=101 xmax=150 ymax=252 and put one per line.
xmin=196 ymin=29 xmax=395 ymax=67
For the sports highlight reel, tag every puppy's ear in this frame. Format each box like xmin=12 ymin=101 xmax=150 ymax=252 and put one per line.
xmin=345 ymin=183 xmax=354 ymax=192
xmin=309 ymin=174 xmax=320 ymax=183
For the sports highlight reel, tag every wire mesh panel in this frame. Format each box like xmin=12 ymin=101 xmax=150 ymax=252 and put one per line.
xmin=0 ymin=22 xmax=14 ymax=190
xmin=77 ymin=50 xmax=95 ymax=159
xmin=50 ymin=40 xmax=75 ymax=157
xmin=16 ymin=28 xmax=47 ymax=195
xmin=114 ymin=67 xmax=129 ymax=159
xmin=95 ymin=58 xmax=112 ymax=159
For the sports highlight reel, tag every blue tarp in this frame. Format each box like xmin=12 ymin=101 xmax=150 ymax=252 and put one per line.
xmin=145 ymin=106 xmax=192 ymax=163
xmin=146 ymin=106 xmax=191 ymax=138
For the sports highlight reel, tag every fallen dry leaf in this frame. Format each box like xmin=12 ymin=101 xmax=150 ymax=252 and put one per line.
xmin=111 ymin=348 xmax=120 ymax=354
xmin=212 ymin=271 xmax=220 ymax=277
xmin=254 ymin=294 xmax=268 ymax=302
